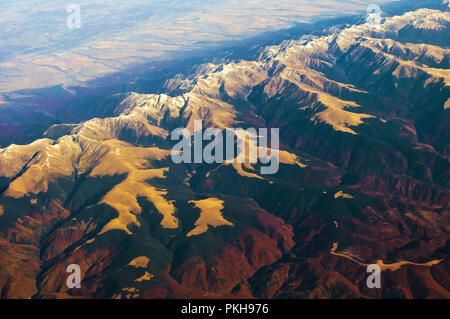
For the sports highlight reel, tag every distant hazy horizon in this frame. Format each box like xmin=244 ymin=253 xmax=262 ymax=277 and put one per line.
xmin=0 ymin=0 xmax=394 ymax=93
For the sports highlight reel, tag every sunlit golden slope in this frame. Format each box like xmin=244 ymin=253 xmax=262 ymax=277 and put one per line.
xmin=1 ymin=125 xmax=179 ymax=234
xmin=187 ymin=198 xmax=233 ymax=237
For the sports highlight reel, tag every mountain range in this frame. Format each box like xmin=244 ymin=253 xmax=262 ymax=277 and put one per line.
xmin=0 ymin=4 xmax=449 ymax=299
